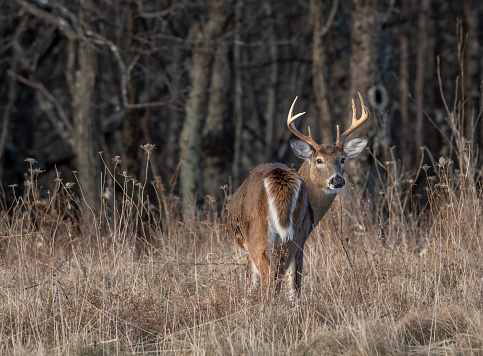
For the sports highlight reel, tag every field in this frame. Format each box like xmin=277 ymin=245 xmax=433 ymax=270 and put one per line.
xmin=1 ymin=149 xmax=483 ymax=355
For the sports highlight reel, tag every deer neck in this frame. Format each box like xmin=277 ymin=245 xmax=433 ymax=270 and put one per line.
xmin=298 ymin=161 xmax=338 ymax=227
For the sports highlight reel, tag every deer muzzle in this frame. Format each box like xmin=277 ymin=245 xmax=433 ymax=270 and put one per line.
xmin=329 ymin=175 xmax=345 ymax=189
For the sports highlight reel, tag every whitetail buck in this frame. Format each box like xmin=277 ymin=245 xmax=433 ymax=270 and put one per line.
xmin=228 ymin=93 xmax=369 ymax=301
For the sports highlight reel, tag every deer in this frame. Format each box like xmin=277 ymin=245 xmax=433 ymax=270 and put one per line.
xmin=228 ymin=93 xmax=369 ymax=301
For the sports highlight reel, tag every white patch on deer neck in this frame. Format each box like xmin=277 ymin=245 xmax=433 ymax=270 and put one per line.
xmin=323 ymin=186 xmax=341 ymax=194
xmin=263 ymin=178 xmax=301 ymax=242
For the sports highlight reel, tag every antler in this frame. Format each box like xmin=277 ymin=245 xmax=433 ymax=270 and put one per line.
xmin=336 ymin=92 xmax=369 ymax=145
xmin=287 ymin=97 xmax=318 ymax=148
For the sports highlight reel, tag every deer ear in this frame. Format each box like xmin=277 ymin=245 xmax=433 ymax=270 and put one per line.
xmin=290 ymin=139 xmax=314 ymax=161
xmin=343 ymin=137 xmax=368 ymax=159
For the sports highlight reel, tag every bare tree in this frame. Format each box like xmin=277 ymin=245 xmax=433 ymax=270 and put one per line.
xmin=231 ymin=0 xmax=244 ymax=188
xmin=179 ymin=1 xmax=231 ymax=217
xmin=346 ymin=0 xmax=382 ymax=182
xmin=202 ymin=42 xmax=231 ymax=205
xmin=66 ymin=33 xmax=99 ymax=212
xmin=310 ymin=0 xmax=338 ymax=144
xmin=399 ymin=0 xmax=410 ymax=168
xmin=119 ymin=3 xmax=142 ymax=179
xmin=462 ymin=0 xmax=481 ymax=140
xmin=349 ymin=0 xmax=381 ymax=138
xmin=415 ymin=0 xmax=430 ymax=160
xmin=263 ymin=0 xmax=278 ymax=161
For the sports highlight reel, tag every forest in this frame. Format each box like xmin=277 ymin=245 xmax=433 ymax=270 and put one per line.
xmin=0 ymin=0 xmax=481 ymax=213
xmin=1 ymin=0 xmax=483 ymax=355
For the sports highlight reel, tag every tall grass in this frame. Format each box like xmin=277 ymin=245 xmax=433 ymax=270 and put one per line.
xmin=1 ymin=145 xmax=482 ymax=355
xmin=1 ymin=100 xmax=483 ymax=355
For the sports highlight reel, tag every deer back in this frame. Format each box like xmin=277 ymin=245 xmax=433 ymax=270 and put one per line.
xmin=228 ymin=163 xmax=312 ymax=249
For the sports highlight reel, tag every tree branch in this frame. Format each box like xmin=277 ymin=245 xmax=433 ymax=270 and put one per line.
xmin=13 ymin=0 xmax=166 ymax=110
xmin=8 ymin=70 xmax=75 ymax=150
xmin=12 ymin=0 xmax=83 ymax=40
xmin=318 ymin=0 xmax=339 ymax=37
xmin=136 ymin=2 xmax=184 ymax=18
xmin=85 ymin=31 xmax=166 ymax=109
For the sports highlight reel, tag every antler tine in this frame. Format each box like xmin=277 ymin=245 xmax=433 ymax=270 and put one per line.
xmin=337 ymin=92 xmax=369 ymax=145
xmin=287 ymin=97 xmax=318 ymax=148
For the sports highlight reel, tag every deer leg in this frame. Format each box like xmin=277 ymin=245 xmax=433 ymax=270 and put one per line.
xmin=245 ymin=219 xmax=280 ymax=299
xmin=286 ymin=246 xmax=303 ymax=302
xmin=270 ymin=241 xmax=289 ymax=294
xmin=248 ymin=249 xmax=274 ymax=299
xmin=295 ymin=250 xmax=304 ymax=294
xmin=285 ymin=256 xmax=297 ymax=302
xmin=248 ymin=259 xmax=260 ymax=296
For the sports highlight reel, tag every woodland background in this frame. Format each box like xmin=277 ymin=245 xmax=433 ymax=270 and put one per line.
xmin=2 ymin=1 xmax=483 ymax=354
xmin=0 ymin=0 xmax=482 ymax=215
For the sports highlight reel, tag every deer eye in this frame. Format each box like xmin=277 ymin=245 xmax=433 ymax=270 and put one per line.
xmin=316 ymin=158 xmax=323 ymax=164
xmin=341 ymin=158 xmax=346 ymax=164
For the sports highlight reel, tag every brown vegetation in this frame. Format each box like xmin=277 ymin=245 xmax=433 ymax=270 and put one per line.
xmin=1 ymin=1 xmax=483 ymax=355
xmin=1 ymin=126 xmax=483 ymax=354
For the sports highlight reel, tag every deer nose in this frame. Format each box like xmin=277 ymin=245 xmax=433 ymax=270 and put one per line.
xmin=329 ymin=175 xmax=345 ymax=189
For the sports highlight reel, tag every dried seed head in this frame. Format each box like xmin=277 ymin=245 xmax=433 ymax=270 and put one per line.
xmin=112 ymin=156 xmax=122 ymax=165
xmin=205 ymin=195 xmax=216 ymax=203
xmin=141 ymin=143 xmax=155 ymax=153
xmin=25 ymin=158 xmax=37 ymax=164
xmin=437 ymin=157 xmax=447 ymax=167
xmin=102 ymin=188 xmax=112 ymax=200
xmin=30 ymin=168 xmax=45 ymax=175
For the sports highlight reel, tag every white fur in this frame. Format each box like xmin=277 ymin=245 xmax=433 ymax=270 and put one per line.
xmin=268 ymin=230 xmax=276 ymax=247
xmin=263 ymin=178 xmax=301 ymax=242
xmin=251 ymin=262 xmax=260 ymax=287
xmin=324 ymin=186 xmax=341 ymax=194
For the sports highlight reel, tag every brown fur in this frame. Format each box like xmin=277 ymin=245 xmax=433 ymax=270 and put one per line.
xmin=228 ymin=163 xmax=313 ymax=298
xmin=264 ymin=168 xmax=301 ymax=230
xmin=229 ymin=140 xmax=366 ymax=301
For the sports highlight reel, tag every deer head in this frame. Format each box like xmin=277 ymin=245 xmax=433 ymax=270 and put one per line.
xmin=287 ymin=93 xmax=369 ymax=193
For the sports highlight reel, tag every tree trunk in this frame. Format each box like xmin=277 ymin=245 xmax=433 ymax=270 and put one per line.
xmin=232 ymin=0 xmax=244 ymax=188
xmin=349 ymin=0 xmax=380 ymax=139
xmin=179 ymin=1 xmax=230 ymax=217
xmin=202 ymin=42 xmax=230 ymax=206
xmin=311 ymin=0 xmax=336 ymax=144
xmin=462 ymin=0 xmax=480 ymax=141
xmin=347 ymin=0 xmax=382 ymax=186
xmin=166 ymin=44 xmax=182 ymax=175
xmin=264 ymin=0 xmax=278 ymax=160
xmin=415 ymin=0 xmax=430 ymax=161
xmin=120 ymin=3 xmax=142 ymax=180
xmin=399 ymin=0 xmax=410 ymax=168
xmin=67 ymin=40 xmax=99 ymax=212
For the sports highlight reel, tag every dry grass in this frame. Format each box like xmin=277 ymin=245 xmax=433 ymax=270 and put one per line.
xmin=1 ymin=153 xmax=483 ymax=356
xmin=2 ymin=118 xmax=483 ymax=355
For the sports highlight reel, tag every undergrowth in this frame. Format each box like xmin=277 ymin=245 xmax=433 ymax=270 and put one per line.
xmin=1 ymin=84 xmax=483 ymax=355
